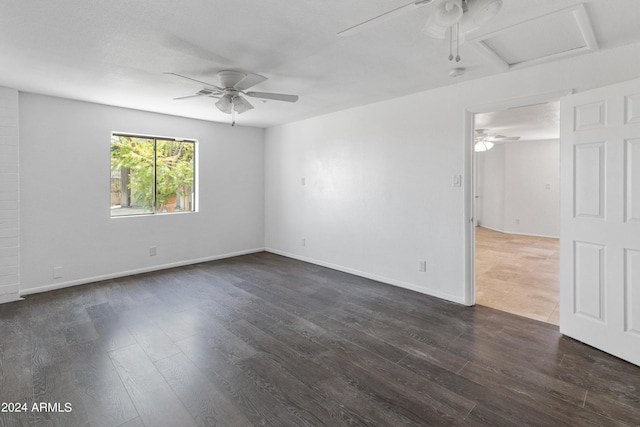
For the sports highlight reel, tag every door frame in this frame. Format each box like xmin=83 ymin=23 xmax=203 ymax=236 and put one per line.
xmin=463 ymin=90 xmax=571 ymax=306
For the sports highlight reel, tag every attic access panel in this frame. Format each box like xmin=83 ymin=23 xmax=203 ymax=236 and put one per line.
xmin=470 ymin=4 xmax=598 ymax=70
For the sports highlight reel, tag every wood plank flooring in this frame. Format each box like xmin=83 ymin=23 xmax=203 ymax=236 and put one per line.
xmin=1 ymin=252 xmax=639 ymax=426
xmin=475 ymin=226 xmax=560 ymax=324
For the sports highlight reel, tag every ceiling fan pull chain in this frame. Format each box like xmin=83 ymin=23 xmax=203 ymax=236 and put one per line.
xmin=455 ymin=23 xmax=461 ymax=62
xmin=449 ymin=26 xmax=454 ymax=61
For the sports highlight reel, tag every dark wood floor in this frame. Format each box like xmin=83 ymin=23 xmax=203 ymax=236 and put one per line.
xmin=1 ymin=253 xmax=639 ymax=426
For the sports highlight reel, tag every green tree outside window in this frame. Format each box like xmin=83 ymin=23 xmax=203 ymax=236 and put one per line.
xmin=110 ymin=135 xmax=195 ymax=216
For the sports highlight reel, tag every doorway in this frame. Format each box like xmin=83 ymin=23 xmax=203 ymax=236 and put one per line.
xmin=471 ymin=101 xmax=561 ymax=324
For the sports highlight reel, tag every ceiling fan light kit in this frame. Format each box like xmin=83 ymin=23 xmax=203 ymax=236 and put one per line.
xmin=214 ymin=94 xmax=232 ymax=114
xmin=232 ymin=95 xmax=254 ymax=114
xmin=474 ymin=140 xmax=494 ymax=152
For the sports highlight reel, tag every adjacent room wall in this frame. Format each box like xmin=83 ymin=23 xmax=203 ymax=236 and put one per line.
xmin=478 ymin=139 xmax=560 ymax=238
xmin=264 ymin=42 xmax=640 ymax=304
xmin=476 ymin=143 xmax=505 ymax=232
xmin=504 ymin=139 xmax=560 ymax=237
xmin=19 ymin=93 xmax=265 ymax=294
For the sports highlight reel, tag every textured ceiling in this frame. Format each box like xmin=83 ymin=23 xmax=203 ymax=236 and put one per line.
xmin=0 ymin=0 xmax=639 ymax=128
xmin=475 ymin=102 xmax=560 ymax=142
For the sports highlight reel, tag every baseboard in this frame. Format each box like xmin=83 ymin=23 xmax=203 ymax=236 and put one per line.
xmin=0 ymin=292 xmax=23 ymax=304
xmin=19 ymin=246 xmax=467 ymax=306
xmin=265 ymin=248 xmax=465 ymax=305
xmin=19 ymin=247 xmax=265 ymax=297
xmin=478 ymin=225 xmax=559 ymax=239
xmin=0 ymin=283 xmax=22 ymax=304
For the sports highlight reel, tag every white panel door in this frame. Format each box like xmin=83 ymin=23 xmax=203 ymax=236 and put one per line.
xmin=560 ymin=77 xmax=640 ymax=366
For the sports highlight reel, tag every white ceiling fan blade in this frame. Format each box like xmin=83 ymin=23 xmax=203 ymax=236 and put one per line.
xmin=337 ymin=0 xmax=434 ymax=37
xmin=164 ymin=73 xmax=224 ymax=91
xmin=173 ymin=94 xmax=207 ymax=100
xmin=488 ymin=136 xmax=520 ymax=141
xmin=234 ymin=73 xmax=268 ymax=91
xmin=165 ymin=72 xmax=223 ymax=90
xmin=173 ymin=87 xmax=223 ymax=101
xmin=245 ymin=91 xmax=299 ymax=102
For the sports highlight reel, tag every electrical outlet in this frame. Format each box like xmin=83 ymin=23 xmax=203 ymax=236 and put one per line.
xmin=301 ymin=238 xmax=306 ymax=247
xmin=53 ymin=266 xmax=63 ymax=279
xmin=301 ymin=177 xmax=306 ymax=186
xmin=545 ymin=183 xmax=551 ymax=190
xmin=149 ymin=246 xmax=157 ymax=256
xmin=515 ymin=219 xmax=520 ymax=225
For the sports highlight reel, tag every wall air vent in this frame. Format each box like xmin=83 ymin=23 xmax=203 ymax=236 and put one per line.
xmin=470 ymin=4 xmax=598 ymax=71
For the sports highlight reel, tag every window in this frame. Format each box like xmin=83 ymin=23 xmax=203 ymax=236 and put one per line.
xmin=110 ymin=133 xmax=196 ymax=217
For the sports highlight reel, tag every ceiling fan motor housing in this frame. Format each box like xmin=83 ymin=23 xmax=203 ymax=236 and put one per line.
xmin=218 ymin=70 xmax=247 ymax=89
xmin=424 ymin=0 xmax=502 ymax=39
xmin=434 ymin=0 xmax=463 ymax=27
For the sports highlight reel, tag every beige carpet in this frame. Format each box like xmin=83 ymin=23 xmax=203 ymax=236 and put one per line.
xmin=475 ymin=226 xmax=560 ymax=325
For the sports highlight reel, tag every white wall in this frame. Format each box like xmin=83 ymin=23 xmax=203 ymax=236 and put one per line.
xmin=19 ymin=93 xmax=265 ymax=294
xmin=476 ymin=143 xmax=505 ymax=232
xmin=504 ymin=140 xmax=560 ymax=237
xmin=264 ymin=42 xmax=640 ymax=304
xmin=0 ymin=88 xmax=20 ymax=303
xmin=478 ymin=139 xmax=560 ymax=238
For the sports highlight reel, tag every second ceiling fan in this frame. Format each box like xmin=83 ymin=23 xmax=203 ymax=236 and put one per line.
xmin=474 ymin=128 xmax=520 ymax=152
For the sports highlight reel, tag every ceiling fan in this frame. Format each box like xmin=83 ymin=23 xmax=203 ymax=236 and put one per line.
xmin=338 ymin=0 xmax=503 ymax=62
xmin=167 ymin=70 xmax=299 ymax=125
xmin=475 ymin=128 xmax=520 ymax=152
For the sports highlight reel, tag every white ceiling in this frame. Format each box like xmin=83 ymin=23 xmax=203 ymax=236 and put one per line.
xmin=1 ymin=0 xmax=639 ymax=128
xmin=475 ymin=101 xmax=560 ymax=142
